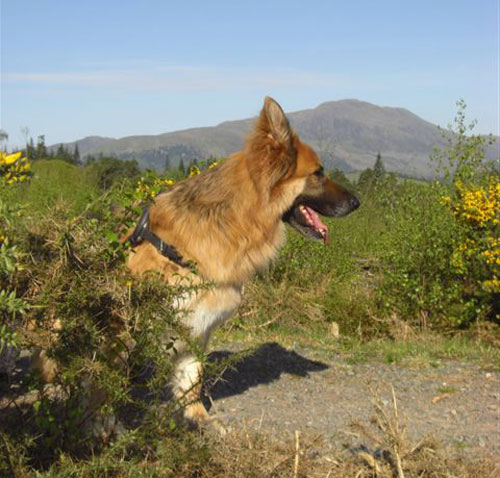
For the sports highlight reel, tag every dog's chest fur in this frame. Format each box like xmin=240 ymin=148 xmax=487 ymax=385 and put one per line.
xmin=174 ymin=284 xmax=243 ymax=347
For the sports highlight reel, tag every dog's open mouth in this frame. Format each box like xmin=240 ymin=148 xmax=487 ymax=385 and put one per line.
xmin=282 ymin=204 xmax=330 ymax=244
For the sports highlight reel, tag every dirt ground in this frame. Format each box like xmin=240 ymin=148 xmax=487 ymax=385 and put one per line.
xmin=2 ymin=341 xmax=498 ymax=471
xmin=204 ymin=342 xmax=500 ymax=457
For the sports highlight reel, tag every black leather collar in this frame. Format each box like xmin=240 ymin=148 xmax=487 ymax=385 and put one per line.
xmin=125 ymin=206 xmax=194 ymax=269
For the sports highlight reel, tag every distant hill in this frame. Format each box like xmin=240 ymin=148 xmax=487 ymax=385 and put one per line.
xmin=53 ymin=100 xmax=498 ymax=178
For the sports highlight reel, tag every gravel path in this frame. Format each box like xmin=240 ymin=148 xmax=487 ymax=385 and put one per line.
xmin=2 ymin=342 xmax=498 ymax=459
xmin=205 ymin=342 xmax=500 ymax=455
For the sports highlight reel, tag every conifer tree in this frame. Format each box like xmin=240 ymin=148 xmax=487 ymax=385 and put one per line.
xmin=373 ymin=152 xmax=386 ymax=181
xmin=178 ymin=158 xmax=186 ymax=177
xmin=36 ymin=135 xmax=47 ymax=159
xmin=73 ymin=144 xmax=81 ymax=165
xmin=164 ymin=156 xmax=171 ymax=172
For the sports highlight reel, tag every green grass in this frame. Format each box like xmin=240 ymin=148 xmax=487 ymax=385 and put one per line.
xmin=437 ymin=385 xmax=459 ymax=394
xmin=214 ymin=317 xmax=500 ymax=370
xmin=2 ymin=159 xmax=100 ymax=216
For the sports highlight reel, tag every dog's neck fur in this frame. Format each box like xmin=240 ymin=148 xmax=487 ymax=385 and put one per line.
xmin=150 ymin=150 xmax=304 ymax=285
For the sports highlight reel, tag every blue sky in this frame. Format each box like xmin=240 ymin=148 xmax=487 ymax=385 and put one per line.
xmin=1 ymin=0 xmax=498 ymax=148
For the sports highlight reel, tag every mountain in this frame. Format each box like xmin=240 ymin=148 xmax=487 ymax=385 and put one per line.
xmin=53 ymin=100 xmax=497 ymax=178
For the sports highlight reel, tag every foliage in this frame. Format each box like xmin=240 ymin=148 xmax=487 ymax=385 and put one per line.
xmin=328 ymin=168 xmax=354 ymax=190
xmin=24 ymin=135 xmax=81 ymax=165
xmin=0 ymin=181 xmax=215 ymax=471
xmin=0 ymin=151 xmax=32 ymax=184
xmin=134 ymin=171 xmax=177 ymax=201
xmin=432 ymin=99 xmax=493 ymax=183
xmin=0 ymin=157 xmax=232 ymax=473
xmin=441 ymin=172 xmax=499 ymax=314
xmin=376 ymin=181 xmax=463 ymax=327
xmin=373 ymin=152 xmax=386 ymax=181
xmin=178 ymin=158 xmax=186 ymax=177
xmin=357 ymin=167 xmax=375 ymax=193
xmin=0 ymin=152 xmax=31 ymax=372
xmin=377 ymin=101 xmax=499 ymax=327
xmin=86 ymin=157 xmax=141 ymax=190
xmin=134 ymin=158 xmax=219 ymax=201
xmin=357 ymin=154 xmax=395 ymax=197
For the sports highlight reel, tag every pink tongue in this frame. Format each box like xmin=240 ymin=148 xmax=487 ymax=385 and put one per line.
xmin=304 ymin=206 xmax=330 ymax=244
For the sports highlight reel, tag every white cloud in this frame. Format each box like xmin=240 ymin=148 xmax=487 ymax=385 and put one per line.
xmin=3 ymin=65 xmax=348 ymax=92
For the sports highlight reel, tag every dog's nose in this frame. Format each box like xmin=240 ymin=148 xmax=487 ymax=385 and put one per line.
xmin=350 ymin=196 xmax=360 ymax=210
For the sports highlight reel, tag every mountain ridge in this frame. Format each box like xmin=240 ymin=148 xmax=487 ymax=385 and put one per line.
xmin=52 ymin=99 xmax=497 ymax=178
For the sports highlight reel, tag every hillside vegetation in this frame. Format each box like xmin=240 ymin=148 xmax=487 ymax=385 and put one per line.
xmin=0 ymin=103 xmax=498 ymax=477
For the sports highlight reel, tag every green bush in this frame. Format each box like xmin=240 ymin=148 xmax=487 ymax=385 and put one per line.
xmin=376 ymin=181 xmax=464 ymax=327
xmin=0 ymin=182 xmax=216 ymax=473
xmin=374 ymin=101 xmax=499 ymax=328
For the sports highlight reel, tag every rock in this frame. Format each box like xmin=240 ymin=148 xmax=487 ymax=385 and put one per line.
xmin=330 ymin=322 xmax=340 ymax=339
xmin=0 ymin=343 xmax=20 ymax=377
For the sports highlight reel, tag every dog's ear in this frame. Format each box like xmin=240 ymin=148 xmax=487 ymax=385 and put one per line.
xmin=246 ymin=97 xmax=297 ymax=191
xmin=262 ymin=96 xmax=292 ymax=148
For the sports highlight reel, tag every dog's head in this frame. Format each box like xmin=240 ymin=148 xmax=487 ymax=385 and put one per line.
xmin=247 ymin=97 xmax=360 ymax=244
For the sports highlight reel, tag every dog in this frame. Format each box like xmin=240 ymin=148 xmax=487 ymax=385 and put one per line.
xmin=126 ymin=97 xmax=360 ymax=430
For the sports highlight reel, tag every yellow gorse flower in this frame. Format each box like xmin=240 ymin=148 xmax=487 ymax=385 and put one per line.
xmin=1 ymin=151 xmax=32 ymax=184
xmin=0 ymin=152 xmax=22 ymax=166
xmin=482 ymin=276 xmax=500 ymax=293
xmin=482 ymin=237 xmax=500 ymax=266
xmin=188 ymin=165 xmax=201 ymax=178
xmin=442 ymin=175 xmax=500 ymax=294
xmin=133 ymin=159 xmax=221 ymax=201
xmin=134 ymin=176 xmax=176 ymax=201
xmin=451 ymin=178 xmax=500 ymax=228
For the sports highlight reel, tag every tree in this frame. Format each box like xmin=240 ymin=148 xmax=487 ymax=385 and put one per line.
xmin=87 ymin=157 xmax=141 ymax=190
xmin=26 ymin=138 xmax=35 ymax=160
xmin=55 ymin=143 xmax=75 ymax=164
xmin=431 ymin=98 xmax=494 ymax=183
xmin=0 ymin=130 xmax=7 ymax=153
xmin=329 ymin=168 xmax=354 ymax=190
xmin=373 ymin=152 xmax=386 ymax=181
xmin=35 ymin=135 xmax=47 ymax=159
xmin=188 ymin=158 xmax=199 ymax=170
xmin=164 ymin=155 xmax=171 ymax=172
xmin=73 ymin=144 xmax=81 ymax=165
xmin=178 ymin=158 xmax=186 ymax=177
xmin=357 ymin=168 xmax=375 ymax=194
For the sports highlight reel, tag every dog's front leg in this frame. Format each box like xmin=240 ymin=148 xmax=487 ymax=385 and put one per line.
xmin=171 ymin=354 xmax=210 ymax=424
xmin=172 ymin=285 xmax=242 ymax=433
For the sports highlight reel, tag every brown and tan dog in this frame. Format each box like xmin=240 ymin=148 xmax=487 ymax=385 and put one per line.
xmin=126 ymin=97 xmax=360 ymax=429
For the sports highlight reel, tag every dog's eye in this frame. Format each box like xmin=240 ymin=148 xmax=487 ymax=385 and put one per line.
xmin=314 ymin=167 xmax=324 ymax=177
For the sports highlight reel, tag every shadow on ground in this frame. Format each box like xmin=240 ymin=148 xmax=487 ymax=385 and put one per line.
xmin=203 ymin=342 xmax=328 ymax=405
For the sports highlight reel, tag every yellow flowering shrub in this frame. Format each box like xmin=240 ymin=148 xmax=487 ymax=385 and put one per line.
xmin=188 ymin=165 xmax=201 ymax=177
xmin=133 ymin=159 xmax=220 ymax=201
xmin=443 ymin=175 xmax=500 ymax=297
xmin=1 ymin=152 xmax=31 ymax=359
xmin=0 ymin=151 xmax=31 ymax=246
xmin=452 ymin=179 xmax=500 ymax=228
xmin=134 ymin=176 xmax=176 ymax=201
xmin=0 ymin=151 xmax=32 ymax=184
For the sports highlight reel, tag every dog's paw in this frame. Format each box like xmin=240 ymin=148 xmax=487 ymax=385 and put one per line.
xmin=206 ymin=415 xmax=229 ymax=437
xmin=85 ymin=411 xmax=124 ymax=444
xmin=184 ymin=402 xmax=228 ymax=436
